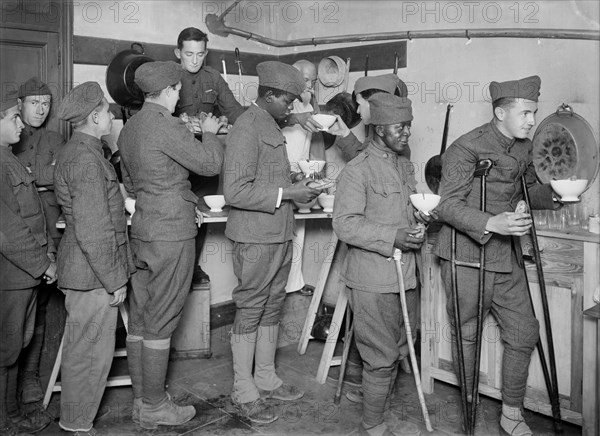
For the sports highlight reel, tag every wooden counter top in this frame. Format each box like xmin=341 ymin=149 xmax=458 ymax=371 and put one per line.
xmin=57 ymin=207 xmax=332 ymax=228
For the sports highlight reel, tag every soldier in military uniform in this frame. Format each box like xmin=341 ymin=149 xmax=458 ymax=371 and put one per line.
xmin=174 ymin=27 xmax=245 ymax=285
xmin=54 ymin=82 xmax=134 ymax=435
xmin=435 ymin=75 xmax=557 ymax=435
xmin=11 ymin=77 xmax=65 ymax=406
xmin=332 ymin=93 xmax=424 ymax=436
xmin=118 ymin=61 xmax=224 ymax=430
xmin=224 ymin=61 xmax=322 ymax=424
xmin=1 ymin=89 xmax=56 ymax=435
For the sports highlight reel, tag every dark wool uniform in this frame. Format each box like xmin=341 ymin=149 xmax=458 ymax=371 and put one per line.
xmin=119 ymin=101 xmax=224 ymax=339
xmin=54 ymin=129 xmax=135 ymax=430
xmin=0 ymin=147 xmax=50 ymax=367
xmin=175 ymin=65 xmax=245 ymax=121
xmin=435 ymin=120 xmax=555 ymax=407
xmin=12 ymin=124 xmax=65 ymax=246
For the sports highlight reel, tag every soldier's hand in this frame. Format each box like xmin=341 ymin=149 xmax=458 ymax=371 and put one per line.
xmin=394 ymin=227 xmax=425 ymax=251
xmin=43 ymin=261 xmax=57 ymax=284
xmin=414 ymin=209 xmax=438 ymax=225
xmin=282 ymin=179 xmax=321 ymax=203
xmin=327 ymin=115 xmax=351 ymax=138
xmin=287 ymin=112 xmax=322 ymax=133
xmin=486 ymin=212 xmax=532 ymax=236
xmin=110 ymin=285 xmax=127 ymax=307
xmin=200 ymin=113 xmax=226 ymax=134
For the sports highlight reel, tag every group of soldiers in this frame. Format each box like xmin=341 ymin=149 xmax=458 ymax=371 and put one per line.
xmin=1 ymin=25 xmax=558 ymax=436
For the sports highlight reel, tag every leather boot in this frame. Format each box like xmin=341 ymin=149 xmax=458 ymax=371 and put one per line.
xmin=126 ymin=335 xmax=143 ymax=423
xmin=139 ymin=339 xmax=195 ymax=430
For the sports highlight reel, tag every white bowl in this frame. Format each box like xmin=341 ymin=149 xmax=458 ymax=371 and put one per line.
xmin=298 ymin=160 xmax=326 ymax=177
xmin=293 ymin=198 xmax=317 ymax=214
xmin=550 ymin=179 xmax=588 ymax=202
xmin=410 ymin=193 xmax=441 ymax=216
xmin=203 ymin=195 xmax=226 ymax=212
xmin=317 ymin=193 xmax=335 ymax=213
xmin=311 ymin=113 xmax=336 ymax=131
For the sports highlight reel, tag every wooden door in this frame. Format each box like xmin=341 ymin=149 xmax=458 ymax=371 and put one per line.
xmin=1 ymin=0 xmax=72 ymax=135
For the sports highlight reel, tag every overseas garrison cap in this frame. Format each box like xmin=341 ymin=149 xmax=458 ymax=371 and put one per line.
xmin=18 ymin=77 xmax=52 ymax=98
xmin=489 ymin=75 xmax=541 ymax=103
xmin=58 ymin=82 xmax=104 ymax=123
xmin=135 ymin=61 xmax=183 ymax=93
xmin=354 ymin=75 xmax=397 ymax=96
xmin=256 ymin=61 xmax=305 ymax=99
xmin=1 ymin=88 xmax=19 ymax=112
xmin=369 ymin=93 xmax=413 ymax=126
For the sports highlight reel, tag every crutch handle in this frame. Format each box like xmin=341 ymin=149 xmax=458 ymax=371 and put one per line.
xmin=474 ymin=159 xmax=494 ymax=178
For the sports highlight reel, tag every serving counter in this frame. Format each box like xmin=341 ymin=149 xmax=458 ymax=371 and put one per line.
xmin=421 ymin=228 xmax=600 ymax=435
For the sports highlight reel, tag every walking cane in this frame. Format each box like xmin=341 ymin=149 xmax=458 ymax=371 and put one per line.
xmin=520 ymin=177 xmax=563 ymax=433
xmin=449 ymin=158 xmax=493 ymax=435
xmin=393 ymin=249 xmax=434 ymax=432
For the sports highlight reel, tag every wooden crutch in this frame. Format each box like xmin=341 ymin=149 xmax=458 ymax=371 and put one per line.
xmin=393 ymin=249 xmax=433 ymax=432
xmin=449 ymin=158 xmax=493 ymax=435
xmin=520 ymin=176 xmax=563 ymax=433
xmin=334 ymin=304 xmax=354 ymax=405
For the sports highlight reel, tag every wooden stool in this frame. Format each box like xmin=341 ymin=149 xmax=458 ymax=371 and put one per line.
xmin=298 ymin=234 xmax=352 ymax=384
xmin=43 ymin=303 xmax=131 ymax=409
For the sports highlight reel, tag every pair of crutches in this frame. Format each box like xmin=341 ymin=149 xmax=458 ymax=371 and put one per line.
xmin=333 ymin=254 xmax=434 ymax=432
xmin=450 ymin=159 xmax=562 ymax=435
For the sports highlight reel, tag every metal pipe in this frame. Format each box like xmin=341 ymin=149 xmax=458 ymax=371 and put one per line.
xmin=204 ymin=15 xmax=600 ymax=47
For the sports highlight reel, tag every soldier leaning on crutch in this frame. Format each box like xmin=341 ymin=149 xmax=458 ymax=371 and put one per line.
xmin=434 ymin=75 xmax=560 ymax=436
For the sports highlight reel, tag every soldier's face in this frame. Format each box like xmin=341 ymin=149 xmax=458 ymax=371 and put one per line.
xmin=356 ymin=93 xmax=371 ymax=125
xmin=495 ymin=99 xmax=538 ymax=139
xmin=266 ymin=91 xmax=295 ymax=121
xmin=378 ymin=122 xmax=411 ymax=155
xmin=18 ymin=95 xmax=51 ymax=128
xmin=94 ymin=98 xmax=114 ymax=137
xmin=176 ymin=40 xmax=208 ymax=74
xmin=0 ymin=106 xmax=25 ymax=146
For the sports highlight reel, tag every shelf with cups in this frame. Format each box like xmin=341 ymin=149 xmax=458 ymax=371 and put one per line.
xmin=532 ymin=206 xmax=600 ymax=243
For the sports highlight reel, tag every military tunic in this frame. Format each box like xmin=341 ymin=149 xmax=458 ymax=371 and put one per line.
xmin=175 ymin=65 xmax=245 ymax=123
xmin=53 ymin=131 xmax=134 ymax=430
xmin=12 ymin=124 xmax=65 ymax=245
xmin=224 ymin=103 xmax=295 ymax=334
xmin=434 ymin=120 xmax=555 ymax=407
xmin=0 ymin=146 xmax=51 ymax=367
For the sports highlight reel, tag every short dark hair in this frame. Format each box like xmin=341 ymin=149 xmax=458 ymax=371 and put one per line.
xmin=492 ymin=97 xmax=517 ymax=115
xmin=352 ymin=86 xmax=401 ymax=106
xmin=177 ymin=27 xmax=209 ymax=49
xmin=257 ymin=85 xmax=295 ymax=99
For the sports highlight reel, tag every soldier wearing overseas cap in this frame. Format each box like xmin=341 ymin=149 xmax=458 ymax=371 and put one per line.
xmin=117 ymin=60 xmax=225 ymax=430
xmin=52 ymin=81 xmax=134 ymax=434
xmin=332 ymin=94 xmax=425 ymax=436
xmin=173 ymin=27 xmax=246 ymax=286
xmin=326 ymin=75 xmax=416 ymax=402
xmin=1 ymin=89 xmax=56 ymax=434
xmin=223 ymin=60 xmax=321 ymax=424
xmin=435 ymin=75 xmax=557 ymax=435
xmin=10 ymin=77 xmax=66 ymax=407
